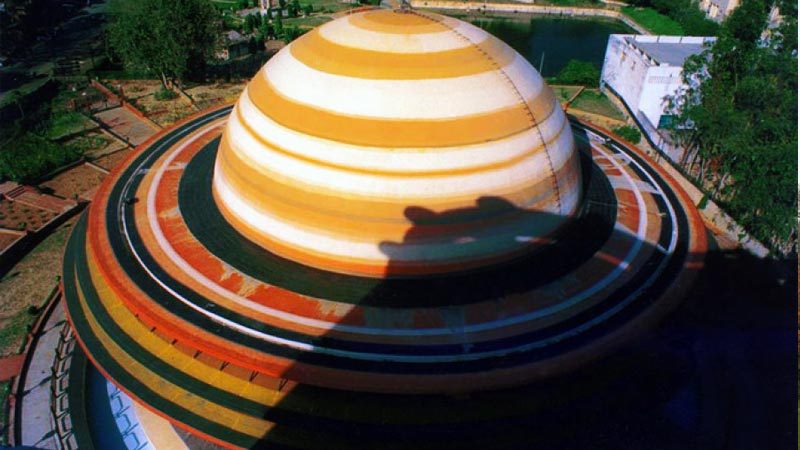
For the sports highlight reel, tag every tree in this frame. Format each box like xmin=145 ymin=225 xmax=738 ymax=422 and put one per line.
xmin=258 ymin=21 xmax=273 ymax=40
xmin=274 ymin=14 xmax=284 ymax=37
xmin=667 ymin=0 xmax=797 ymax=250
xmin=302 ymin=4 xmax=313 ymax=16
xmin=612 ymin=125 xmax=642 ymax=144
xmin=107 ymin=0 xmax=221 ymax=89
xmin=282 ymin=25 xmax=304 ymax=42
xmin=8 ymin=91 xmax=25 ymax=120
xmin=555 ymin=60 xmax=600 ymax=86
xmin=630 ymin=0 xmax=720 ymax=35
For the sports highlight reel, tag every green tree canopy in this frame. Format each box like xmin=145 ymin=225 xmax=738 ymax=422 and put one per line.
xmin=668 ymin=0 xmax=797 ymax=250
xmin=555 ymin=60 xmax=600 ymax=86
xmin=107 ymin=0 xmax=221 ymax=88
xmin=629 ymin=0 xmax=720 ymax=35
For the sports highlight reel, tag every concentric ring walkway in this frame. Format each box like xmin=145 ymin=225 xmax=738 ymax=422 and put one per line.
xmin=61 ymin=103 xmax=706 ymax=449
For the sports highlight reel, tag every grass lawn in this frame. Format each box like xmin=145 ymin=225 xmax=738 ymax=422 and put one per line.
xmin=0 ymin=76 xmax=51 ymax=109
xmin=0 ymin=219 xmax=74 ymax=357
xmin=284 ymin=15 xmax=333 ymax=29
xmin=622 ymin=7 xmax=684 ymax=35
xmin=570 ymin=89 xmax=625 ymax=121
xmin=536 ymin=0 xmax=612 ymax=6
xmin=551 ymin=85 xmax=583 ymax=102
xmin=44 ymin=111 xmax=95 ymax=140
xmin=0 ymin=380 xmax=9 ymax=445
xmin=212 ymin=0 xmax=240 ymax=10
xmin=303 ymin=0 xmax=355 ymax=14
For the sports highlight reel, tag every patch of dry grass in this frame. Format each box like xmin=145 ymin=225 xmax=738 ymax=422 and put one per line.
xmin=0 ymin=217 xmax=75 ymax=356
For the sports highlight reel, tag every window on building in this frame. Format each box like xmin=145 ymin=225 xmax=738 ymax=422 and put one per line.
xmin=658 ymin=115 xmax=675 ymax=129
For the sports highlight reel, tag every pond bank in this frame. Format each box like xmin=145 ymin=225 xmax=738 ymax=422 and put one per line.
xmin=411 ymin=1 xmax=650 ymax=35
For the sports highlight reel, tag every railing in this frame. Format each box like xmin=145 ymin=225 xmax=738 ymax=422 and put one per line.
xmin=50 ymin=322 xmax=77 ymax=450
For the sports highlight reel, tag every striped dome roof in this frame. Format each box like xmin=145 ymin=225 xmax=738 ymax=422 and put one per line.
xmin=213 ymin=9 xmax=582 ymax=278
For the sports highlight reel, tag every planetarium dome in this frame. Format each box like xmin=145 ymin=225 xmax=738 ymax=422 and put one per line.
xmin=213 ymin=9 xmax=581 ymax=277
xmin=58 ymin=7 xmax=707 ymax=449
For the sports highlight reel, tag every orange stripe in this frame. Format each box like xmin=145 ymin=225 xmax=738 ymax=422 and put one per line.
xmin=246 ymin=71 xmax=558 ymax=148
xmin=289 ymin=26 xmax=515 ymax=80
xmin=348 ymin=10 xmax=452 ymax=33
xmin=234 ymin=98 xmax=564 ymax=177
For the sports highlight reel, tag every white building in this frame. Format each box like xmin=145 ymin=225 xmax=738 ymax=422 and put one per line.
xmin=600 ymin=34 xmax=715 ymax=161
xmin=699 ymin=0 xmax=739 ymax=22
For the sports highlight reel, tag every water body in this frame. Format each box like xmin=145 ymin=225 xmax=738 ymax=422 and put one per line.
xmin=470 ymin=16 xmax=635 ymax=77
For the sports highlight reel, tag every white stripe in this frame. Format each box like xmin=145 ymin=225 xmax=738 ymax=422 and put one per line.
xmin=223 ymin=116 xmax=574 ymax=200
xmin=235 ymin=88 xmax=567 ymax=172
xmin=503 ymin=52 xmax=548 ymax=101
xmin=231 ymin=99 xmax=570 ymax=172
xmin=264 ymin=51 xmax=536 ymax=119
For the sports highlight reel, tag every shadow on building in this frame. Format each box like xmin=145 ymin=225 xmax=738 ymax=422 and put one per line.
xmin=225 ymin=140 xmax=796 ymax=449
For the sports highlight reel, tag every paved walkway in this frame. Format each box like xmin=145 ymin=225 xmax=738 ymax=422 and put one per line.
xmin=94 ymin=107 xmax=158 ymax=147
xmin=18 ymin=301 xmax=66 ymax=450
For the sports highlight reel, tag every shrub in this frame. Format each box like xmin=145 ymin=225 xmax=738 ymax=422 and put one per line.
xmin=154 ymin=88 xmax=179 ymax=101
xmin=554 ymin=60 xmax=600 ymax=86
xmin=612 ymin=125 xmax=642 ymax=144
xmin=0 ymin=132 xmax=84 ymax=183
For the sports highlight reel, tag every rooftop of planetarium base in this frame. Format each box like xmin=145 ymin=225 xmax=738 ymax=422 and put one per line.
xmin=60 ymin=8 xmax=706 ymax=450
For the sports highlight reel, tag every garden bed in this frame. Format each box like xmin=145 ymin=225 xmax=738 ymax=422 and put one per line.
xmin=0 ymin=200 xmax=58 ymax=232
xmin=134 ymin=92 xmax=196 ymax=127
xmin=39 ymin=163 xmax=107 ymax=200
xmin=0 ymin=231 xmax=24 ymax=252
xmin=186 ymin=81 xmax=246 ymax=109
xmin=92 ymin=148 xmax=135 ymax=172
xmin=107 ymin=79 xmax=162 ymax=100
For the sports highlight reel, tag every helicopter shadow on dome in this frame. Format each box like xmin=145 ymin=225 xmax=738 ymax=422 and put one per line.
xmin=359 ymin=145 xmax=617 ymax=308
xmin=247 ymin=132 xmax=716 ymax=449
xmin=254 ymin=186 xmax=794 ymax=450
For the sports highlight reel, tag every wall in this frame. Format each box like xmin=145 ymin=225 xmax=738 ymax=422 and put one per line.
xmin=637 ymin=64 xmax=682 ymax=127
xmin=601 ymin=34 xmax=650 ymax=121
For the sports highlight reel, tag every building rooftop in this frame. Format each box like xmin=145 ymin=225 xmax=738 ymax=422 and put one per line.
xmin=622 ymin=35 xmax=715 ymax=66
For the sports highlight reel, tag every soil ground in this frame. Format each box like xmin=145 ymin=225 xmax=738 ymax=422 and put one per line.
xmin=40 ymin=163 xmax=107 ymax=200
xmin=186 ymin=82 xmax=246 ymax=110
xmin=92 ymin=147 xmax=135 ymax=172
xmin=0 ymin=231 xmax=24 ymax=251
xmin=111 ymin=80 xmax=162 ymax=100
xmin=0 ymin=200 xmax=58 ymax=232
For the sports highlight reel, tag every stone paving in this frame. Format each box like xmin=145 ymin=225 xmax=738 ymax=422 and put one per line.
xmin=94 ymin=107 xmax=158 ymax=147
xmin=18 ymin=301 xmax=66 ymax=450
